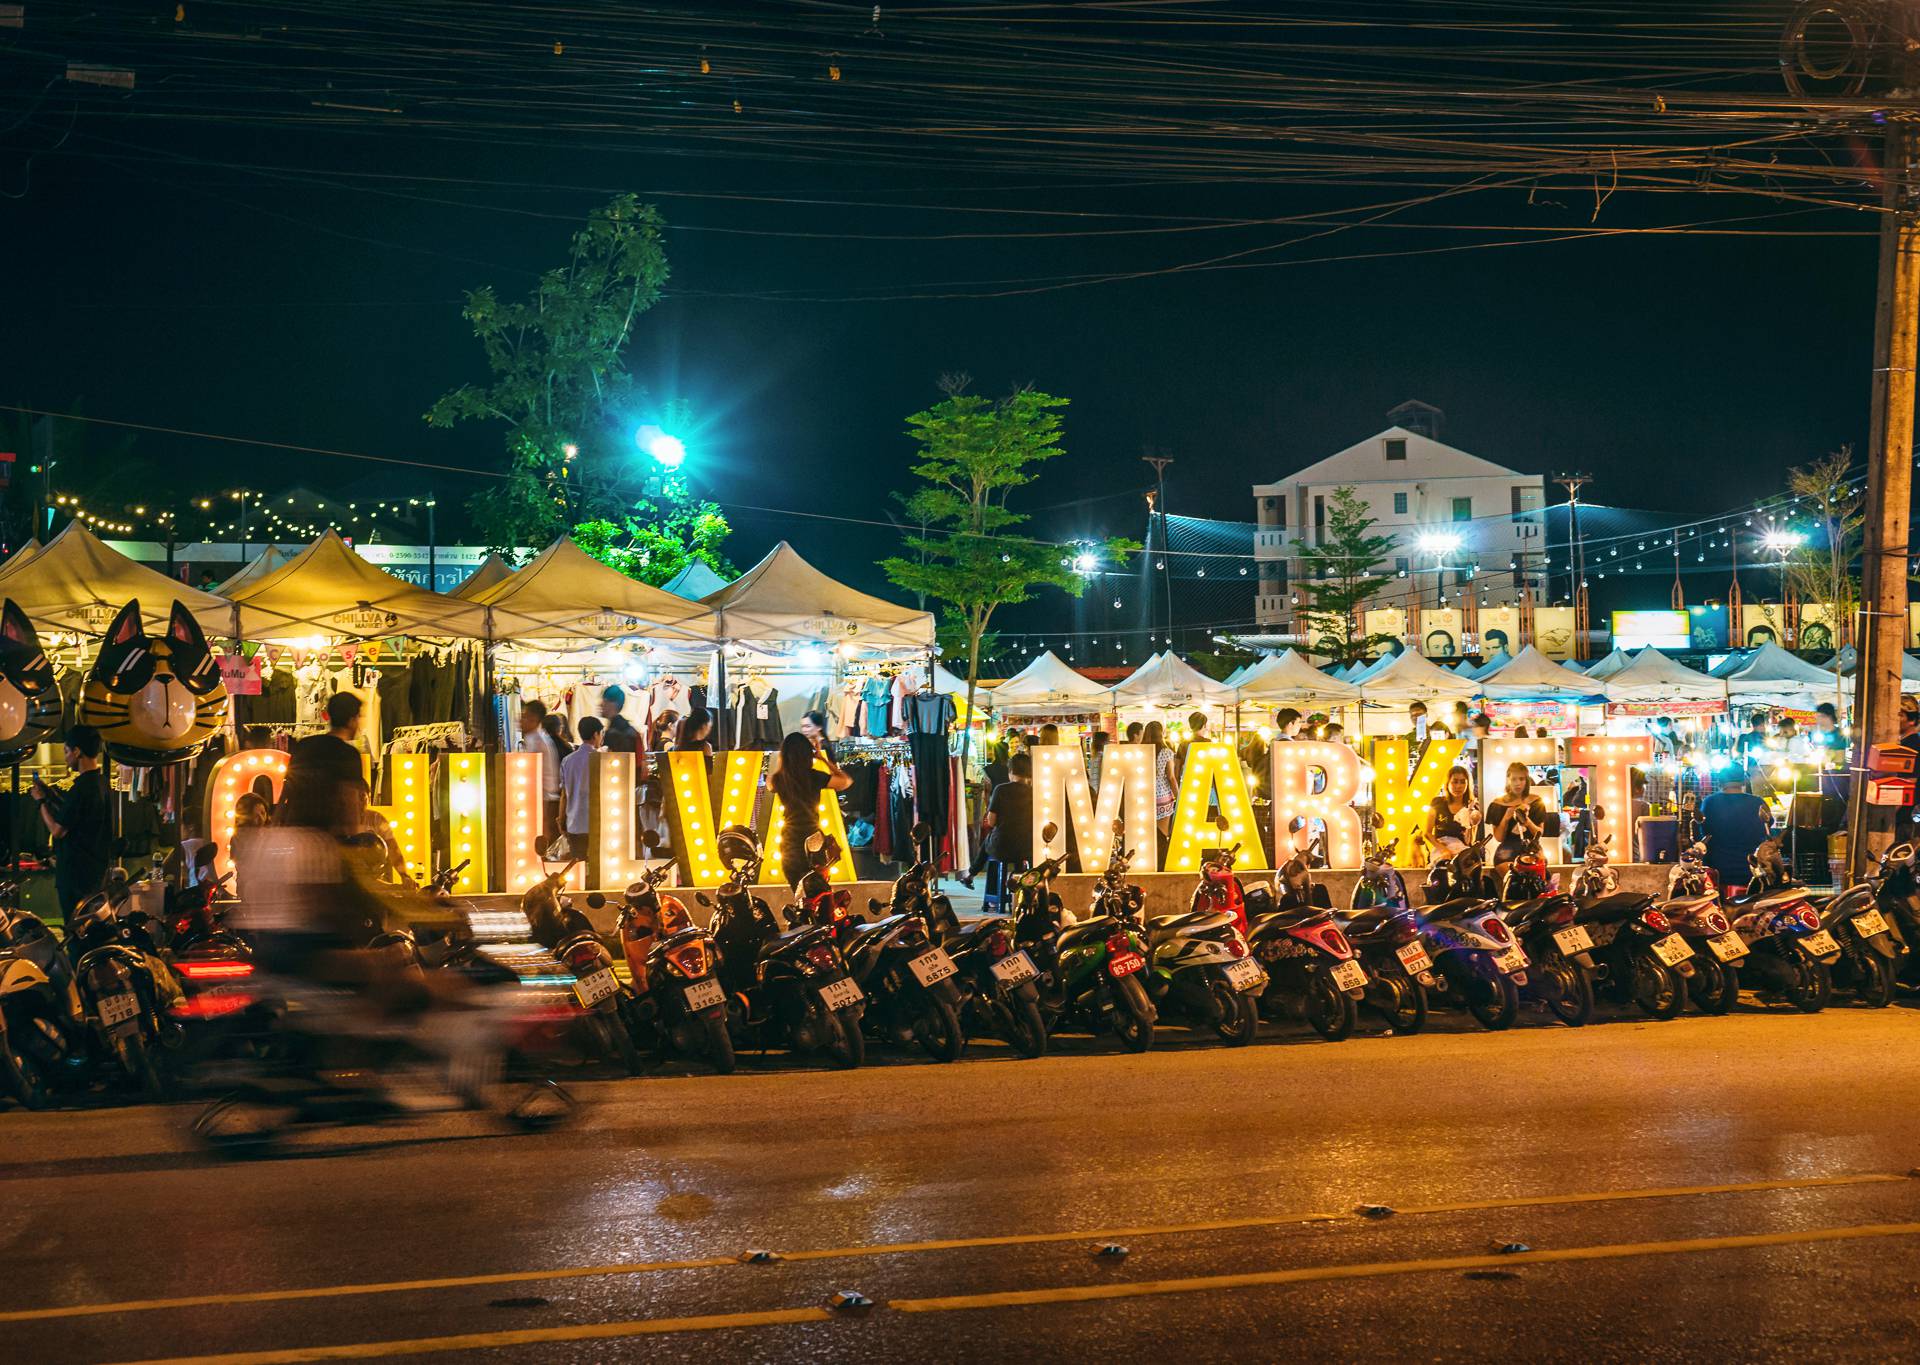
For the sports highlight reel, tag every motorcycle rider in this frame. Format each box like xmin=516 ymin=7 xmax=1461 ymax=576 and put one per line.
xmin=1700 ymin=772 xmax=1773 ymax=893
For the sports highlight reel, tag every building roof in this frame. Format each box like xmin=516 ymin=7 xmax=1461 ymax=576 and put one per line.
xmin=1255 ymin=425 xmax=1533 ymax=492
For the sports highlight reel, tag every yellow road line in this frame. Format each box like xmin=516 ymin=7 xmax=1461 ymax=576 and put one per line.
xmin=892 ymin=1219 xmax=1920 ymax=1314
xmin=9 ymin=1169 xmax=1908 ymax=1326
xmin=107 ymin=1218 xmax=1920 ymax=1363
xmin=108 ymin=1307 xmax=834 ymax=1365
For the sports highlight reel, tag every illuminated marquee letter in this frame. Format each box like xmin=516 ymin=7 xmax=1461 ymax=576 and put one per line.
xmin=1165 ymin=742 xmax=1269 ymax=874
xmin=204 ymin=748 xmax=290 ymax=879
xmin=662 ymin=750 xmax=732 ymax=887
xmin=371 ymin=752 xmax=430 ymax=886
xmin=1368 ymin=737 xmax=1465 ymax=864
xmin=592 ymin=750 xmax=653 ymax=891
xmin=1270 ymin=740 xmax=1363 ymax=869
xmin=763 ymin=760 xmax=856 ymax=882
xmin=446 ymin=752 xmax=490 ymax=894
xmin=500 ymin=749 xmax=576 ymax=894
xmin=1567 ymin=735 xmax=1653 ymax=860
xmin=1031 ymin=742 xmax=1157 ymax=874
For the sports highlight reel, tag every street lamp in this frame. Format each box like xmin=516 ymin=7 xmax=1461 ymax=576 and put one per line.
xmin=636 ymin=425 xmax=686 ymax=470
xmin=1762 ymin=527 xmax=1802 ymax=643
xmin=1417 ymin=531 xmax=1461 ymax=610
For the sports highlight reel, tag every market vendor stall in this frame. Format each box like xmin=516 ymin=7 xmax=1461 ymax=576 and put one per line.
xmin=1477 ymin=645 xmax=1602 ymax=701
xmin=1600 ymin=648 xmax=1728 ymax=713
xmin=1232 ymin=649 xmax=1362 ymax=709
xmin=701 ymin=541 xmax=936 ymax=652
xmin=1465 ymin=648 xmax=1512 ymax=681
xmin=989 ymin=650 xmax=1112 ymax=717
xmin=223 ymin=530 xmax=490 ymax=643
xmin=1357 ymin=647 xmax=1470 ymax=704
xmin=661 ymin=560 xmax=728 ymax=600
xmin=450 ymin=554 xmax=515 ymax=601
xmin=0 ymin=538 xmax=42 ymax=579
xmin=469 ymin=537 xmax=719 ymax=646
xmin=1582 ymin=647 xmax=1635 ymax=681
xmin=0 ymin=522 xmax=232 ymax=638
xmin=1720 ymin=641 xmax=1843 ymax=709
xmin=1109 ymin=651 xmax=1236 ymax=718
xmin=215 ymin=545 xmax=295 ymax=595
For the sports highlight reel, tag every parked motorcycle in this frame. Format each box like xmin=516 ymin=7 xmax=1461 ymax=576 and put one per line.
xmin=708 ymin=830 xmax=866 ymax=1068
xmin=625 ymin=850 xmax=734 ymax=1075
xmin=66 ymin=880 xmax=178 ymax=1098
xmin=1146 ymin=827 xmax=1265 ymax=1045
xmin=1661 ymin=844 xmax=1751 ymax=1015
xmin=1415 ymin=842 xmax=1527 ymax=1030
xmin=1337 ymin=834 xmax=1433 ymax=1034
xmin=1553 ymin=835 xmax=1695 ymax=1020
xmin=1247 ymin=824 xmax=1370 ymax=1040
xmin=1013 ymin=821 xmax=1157 ymax=1051
xmin=0 ymin=895 xmax=89 ymax=1109
xmin=1719 ymin=840 xmax=1840 ymax=1012
xmin=823 ymin=847 xmax=966 ymax=1062
xmin=521 ymin=862 xmax=643 ymax=1075
xmin=1806 ymin=842 xmax=1910 ymax=1008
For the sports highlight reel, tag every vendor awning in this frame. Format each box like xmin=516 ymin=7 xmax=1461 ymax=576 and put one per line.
xmin=702 ymin=541 xmax=934 ymax=650
xmin=471 ymin=538 xmax=720 ymax=644
xmin=1232 ymin=649 xmax=1362 ymax=706
xmin=0 ymin=539 xmax=43 ymax=581
xmin=1110 ymin=651 xmax=1236 ymax=709
xmin=1582 ymin=647 xmax=1634 ymax=680
xmin=224 ymin=530 xmax=490 ymax=641
xmin=1601 ymin=649 xmax=1727 ymax=708
xmin=0 ymin=522 xmax=232 ymax=638
xmin=450 ymin=554 xmax=515 ymax=601
xmin=660 ymin=559 xmax=728 ymax=601
xmin=216 ymin=545 xmax=296 ymax=596
xmin=1720 ymin=641 xmax=1840 ymax=704
xmin=1358 ymin=648 xmax=1472 ymax=703
xmin=1476 ymin=645 xmax=1602 ymax=701
xmin=1465 ymin=648 xmax=1511 ymax=680
xmin=989 ymin=650 xmax=1112 ymax=715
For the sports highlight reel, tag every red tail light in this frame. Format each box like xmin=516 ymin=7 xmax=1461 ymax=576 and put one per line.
xmin=565 ymin=943 xmax=602 ymax=970
xmin=1642 ymin=908 xmax=1671 ymax=933
xmin=806 ymin=945 xmax=840 ymax=971
xmin=173 ymin=915 xmax=194 ymax=936
xmin=174 ymin=959 xmax=254 ymax=981
xmin=832 ymin=888 xmax=853 ymax=910
xmin=986 ymin=929 xmax=1011 ymax=958
xmin=1107 ymin=933 xmax=1136 ymax=955
xmin=1479 ymin=917 xmax=1512 ymax=945
xmin=1796 ymin=905 xmax=1821 ymax=931
xmin=1325 ymin=929 xmax=1353 ymax=958
xmin=666 ymin=941 xmax=710 ymax=978
xmin=1225 ymin=936 xmax=1248 ymax=959
xmin=172 ymin=992 xmax=254 ymax=1018
xmin=1705 ymin=911 xmax=1730 ymax=934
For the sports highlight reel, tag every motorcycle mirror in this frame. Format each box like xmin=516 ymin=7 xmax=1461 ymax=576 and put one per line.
xmin=805 ymin=831 xmax=826 ymax=854
xmin=586 ymin=892 xmax=606 ymax=909
xmin=641 ymin=829 xmax=664 ymax=852
xmin=1539 ymin=812 xmax=1563 ymax=838
xmin=868 ymin=897 xmax=886 ymax=911
xmin=1042 ymin=821 xmax=1060 ymax=843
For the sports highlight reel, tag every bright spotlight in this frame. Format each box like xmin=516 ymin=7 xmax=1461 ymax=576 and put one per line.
xmin=1073 ymin=551 xmax=1098 ymax=574
xmin=1417 ymin=531 xmax=1461 ymax=555
xmin=1762 ymin=529 xmax=1802 ymax=553
xmin=638 ymin=427 xmax=686 ymax=469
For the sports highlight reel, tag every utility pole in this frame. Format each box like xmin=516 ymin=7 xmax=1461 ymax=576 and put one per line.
xmin=1142 ymin=454 xmax=1174 ymax=648
xmin=1554 ymin=472 xmax=1593 ymax=660
xmin=426 ymin=495 xmax=438 ymax=591
xmin=1783 ymin=4 xmax=1919 ymax=873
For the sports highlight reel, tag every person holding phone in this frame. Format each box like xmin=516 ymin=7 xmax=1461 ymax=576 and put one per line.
xmin=1487 ymin=761 xmax=1547 ymax=869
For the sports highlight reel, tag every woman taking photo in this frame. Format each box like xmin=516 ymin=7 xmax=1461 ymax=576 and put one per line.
xmin=1424 ymin=765 xmax=1481 ymax=858
xmin=1487 ymin=761 xmax=1548 ymax=869
xmin=675 ymin=708 xmax=716 ymax=755
xmin=770 ymin=730 xmax=852 ymax=888
xmin=1144 ymin=719 xmax=1176 ymax=838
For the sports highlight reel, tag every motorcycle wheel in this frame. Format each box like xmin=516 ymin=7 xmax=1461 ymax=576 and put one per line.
xmin=1784 ymin=953 xmax=1831 ymax=1014
xmin=1465 ymin=969 xmax=1519 ymax=1032
xmin=1369 ymin=967 xmax=1428 ymax=1036
xmin=914 ymin=997 xmax=967 ymax=1063
xmin=1629 ymin=953 xmax=1687 ymax=1020
xmin=1850 ymin=952 xmax=1896 ymax=1009
xmin=1305 ymin=971 xmax=1358 ymax=1041
xmin=120 ymin=1033 xmax=166 ymax=1102
xmin=1539 ymin=953 xmax=1595 ymax=1028
xmin=824 ymin=1005 xmax=865 ymax=1069
xmin=1003 ymin=995 xmax=1049 ymax=1059
xmin=1690 ymin=955 xmax=1740 ymax=1016
xmin=1211 ymin=979 xmax=1260 ymax=1046
xmin=191 ymin=1092 xmax=289 ymax=1159
xmin=3 ymin=1046 xmax=48 ymax=1111
xmin=1111 ymin=975 xmax=1155 ymax=1052
xmin=496 ymin=1079 xmax=576 ymax=1134
xmin=702 ymin=1015 xmax=737 ymax=1075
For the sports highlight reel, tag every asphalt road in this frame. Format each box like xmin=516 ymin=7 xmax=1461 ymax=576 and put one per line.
xmin=6 ymin=1002 xmax=1920 ymax=1364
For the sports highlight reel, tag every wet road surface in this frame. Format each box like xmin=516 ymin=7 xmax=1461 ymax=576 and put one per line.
xmin=5 ymin=1003 xmax=1920 ymax=1362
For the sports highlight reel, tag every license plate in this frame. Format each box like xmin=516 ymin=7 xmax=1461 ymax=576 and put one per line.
xmin=683 ymin=978 xmax=725 ymax=1012
xmin=1224 ymin=957 xmax=1266 ymax=992
xmin=1107 ymin=951 xmax=1145 ymax=978
xmin=573 ymin=968 xmax=619 ymax=1007
xmin=1853 ymin=908 xmax=1890 ymax=938
xmin=1709 ymin=931 xmax=1748 ymax=962
xmin=1651 ymin=933 xmax=1694 ymax=967
xmin=1330 ymin=958 xmax=1367 ymax=992
xmin=1395 ymin=941 xmax=1433 ymax=975
xmin=818 ymin=977 xmax=863 ymax=1010
xmin=98 ymin=992 xmax=140 ymax=1027
xmin=1494 ymin=948 xmax=1528 ymax=976
xmin=1553 ymin=925 xmax=1593 ymax=956
xmin=1799 ymin=929 xmax=1841 ymax=958
xmin=907 ymin=947 xmax=958 ymax=988
xmin=990 ymin=950 xmax=1037 ymax=988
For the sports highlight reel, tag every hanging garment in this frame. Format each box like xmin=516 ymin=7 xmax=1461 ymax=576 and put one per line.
xmin=862 ymin=675 xmax=893 ymax=738
xmin=904 ymin=692 xmax=956 ymax=736
xmin=837 ymin=680 xmax=864 ymax=739
xmin=909 ymin=730 xmax=951 ymax=869
xmin=733 ymin=686 xmax=765 ymax=749
xmin=873 ymin=762 xmax=892 ymax=861
xmin=753 ymin=687 xmax=783 ymax=748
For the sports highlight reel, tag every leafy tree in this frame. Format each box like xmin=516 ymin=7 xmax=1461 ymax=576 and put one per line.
xmin=1291 ymin=486 xmax=1397 ymax=664
xmin=1782 ymin=447 xmax=1861 ymax=715
xmin=880 ymin=379 xmax=1134 ymax=773
xmin=425 ymin=194 xmax=730 ymax=582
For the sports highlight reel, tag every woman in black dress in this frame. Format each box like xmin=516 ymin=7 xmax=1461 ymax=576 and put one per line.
xmin=1423 ymin=765 xmax=1481 ymax=858
xmin=1486 ymin=761 xmax=1548 ymax=870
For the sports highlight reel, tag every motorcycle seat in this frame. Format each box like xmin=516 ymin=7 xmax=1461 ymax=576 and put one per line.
xmin=939 ymin=916 xmax=1011 ymax=949
xmin=1148 ymin=910 xmax=1235 ymax=941
xmin=1338 ymin=905 xmax=1404 ymax=934
xmin=1252 ymin=906 xmax=1334 ymax=932
xmin=1055 ymin=917 xmax=1121 ymax=950
xmin=1574 ymin=892 xmax=1654 ymax=925
xmin=1660 ymin=895 xmax=1719 ymax=922
xmin=1421 ymin=897 xmax=1492 ymax=923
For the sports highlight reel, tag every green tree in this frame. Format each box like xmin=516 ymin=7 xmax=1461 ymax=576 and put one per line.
xmin=1291 ymin=486 xmax=1397 ymax=664
xmin=880 ymin=379 xmax=1133 ymax=772
xmin=425 ymin=194 xmax=731 ymax=582
xmin=1782 ymin=447 xmax=1862 ymax=714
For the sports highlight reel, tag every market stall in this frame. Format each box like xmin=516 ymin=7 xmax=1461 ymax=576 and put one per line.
xmin=1581 ymin=647 xmax=1635 ymax=681
xmin=989 ymin=650 xmax=1112 ymax=718
xmin=1720 ymin=642 xmax=1843 ymax=710
xmin=215 ymin=545 xmax=296 ymax=595
xmin=1232 ymin=649 xmax=1362 ymax=710
xmin=450 ymin=554 xmax=515 ymax=601
xmin=0 ymin=522 xmax=232 ymax=639
xmin=1476 ymin=645 xmax=1604 ymax=733
xmin=661 ymin=560 xmax=728 ymax=600
xmin=1109 ymin=651 xmax=1237 ymax=725
xmin=1465 ymin=648 xmax=1512 ymax=681
xmin=1600 ymin=648 xmax=1728 ymax=712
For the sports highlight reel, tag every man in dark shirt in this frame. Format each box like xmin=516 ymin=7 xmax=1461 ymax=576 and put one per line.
xmin=599 ymin=685 xmax=640 ymax=753
xmin=282 ymin=693 xmax=368 ymax=831
xmin=1700 ymin=773 xmax=1773 ymax=890
xmin=33 ymin=724 xmax=112 ymax=920
xmin=981 ymin=752 xmax=1034 ymax=868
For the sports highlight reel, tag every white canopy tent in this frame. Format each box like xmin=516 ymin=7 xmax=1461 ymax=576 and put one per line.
xmin=1601 ymin=649 xmax=1728 ymax=707
xmin=1466 ymin=648 xmax=1512 ymax=680
xmin=1109 ymin=651 xmax=1236 ymax=711
xmin=660 ymin=560 xmax=728 ymax=601
xmin=216 ymin=545 xmax=297 ymax=596
xmin=0 ymin=522 xmax=233 ymax=638
xmin=1582 ymin=648 xmax=1635 ymax=681
xmin=223 ymin=530 xmax=489 ymax=641
xmin=1358 ymin=648 xmax=1474 ymax=704
xmin=1232 ymin=649 xmax=1362 ymax=706
xmin=989 ymin=650 xmax=1112 ymax=716
xmin=1720 ymin=642 xmax=1841 ymax=706
xmin=1476 ymin=645 xmax=1604 ymax=701
xmin=449 ymin=554 xmax=515 ymax=601
xmin=702 ymin=541 xmax=934 ymax=650
xmin=470 ymin=538 xmax=720 ymax=644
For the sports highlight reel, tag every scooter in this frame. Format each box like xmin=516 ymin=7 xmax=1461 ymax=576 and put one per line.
xmin=1721 ymin=839 xmax=1840 ymax=1012
xmin=66 ymin=880 xmax=179 ymax=1099
xmin=708 ymin=831 xmax=867 ymax=1068
xmin=521 ymin=862 xmax=643 ymax=1075
xmin=829 ymin=852 xmax=966 ymax=1062
xmin=1807 ymin=843 xmax=1910 ymax=1008
xmin=1337 ymin=834 xmax=1433 ymax=1035
xmin=1013 ymin=821 xmax=1157 ymax=1051
xmin=1415 ymin=843 xmax=1527 ymax=1031
xmin=1661 ymin=844 xmax=1750 ymax=1016
xmin=0 ymin=897 xmax=89 ymax=1109
xmin=1554 ymin=835 xmax=1695 ymax=1021
xmin=624 ymin=846 xmax=734 ymax=1075
xmin=1247 ymin=824 xmax=1370 ymax=1040
xmin=1146 ymin=828 xmax=1264 ymax=1046
xmin=1491 ymin=832 xmax=1596 ymax=1028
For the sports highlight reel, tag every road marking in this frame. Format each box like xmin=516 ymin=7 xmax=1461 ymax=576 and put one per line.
xmin=107 ymin=1307 xmax=835 ymax=1365
xmin=9 ymin=1170 xmax=1908 ymax=1325
xmin=892 ymin=1219 xmax=1920 ymax=1314
xmin=102 ymin=1218 xmax=1920 ymax=1362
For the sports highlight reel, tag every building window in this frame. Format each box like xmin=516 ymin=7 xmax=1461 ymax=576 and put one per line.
xmin=1385 ymin=438 xmax=1407 ymax=461
xmin=1452 ymin=496 xmax=1472 ymax=522
xmin=1394 ymin=556 xmax=1410 ymax=576
xmin=1314 ymin=495 xmax=1325 ymax=545
xmin=1393 ymin=492 xmax=1408 ymax=515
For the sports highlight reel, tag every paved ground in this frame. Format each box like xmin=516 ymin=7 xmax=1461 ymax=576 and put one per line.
xmin=5 ymin=1000 xmax=1920 ymax=1363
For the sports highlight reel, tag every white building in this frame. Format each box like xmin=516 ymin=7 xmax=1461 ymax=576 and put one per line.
xmin=1252 ymin=402 xmax=1547 ymax=632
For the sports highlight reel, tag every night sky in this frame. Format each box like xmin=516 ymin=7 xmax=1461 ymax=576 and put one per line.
xmin=0 ymin=2 xmax=1892 ymax=649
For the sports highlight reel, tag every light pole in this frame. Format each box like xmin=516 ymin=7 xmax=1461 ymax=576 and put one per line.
xmin=1762 ymin=527 xmax=1802 ymax=645
xmin=1417 ymin=531 xmax=1461 ymax=612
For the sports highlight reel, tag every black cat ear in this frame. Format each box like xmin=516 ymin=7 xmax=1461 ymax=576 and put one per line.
xmin=102 ymin=600 xmax=144 ymax=649
xmin=0 ymin=600 xmax=36 ymax=652
xmin=167 ymin=601 xmax=216 ymax=679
